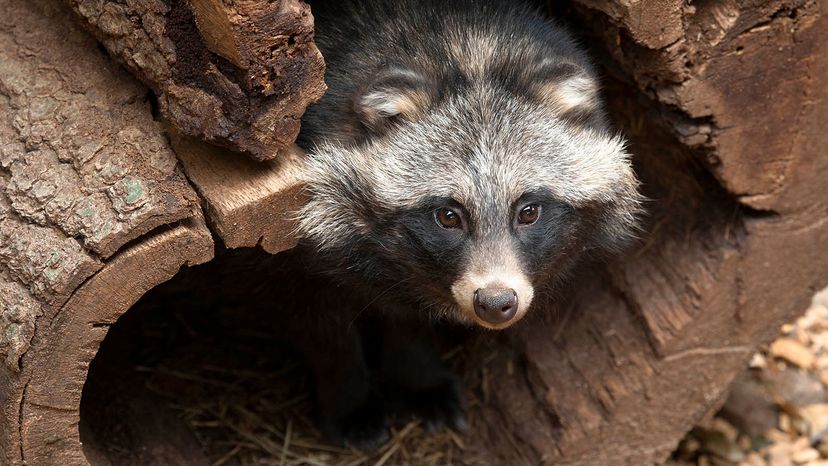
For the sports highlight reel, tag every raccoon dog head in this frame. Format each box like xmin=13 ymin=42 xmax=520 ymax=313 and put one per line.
xmin=297 ymin=9 xmax=641 ymax=330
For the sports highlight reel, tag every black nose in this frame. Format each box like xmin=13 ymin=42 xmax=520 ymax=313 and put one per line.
xmin=473 ymin=287 xmax=518 ymax=325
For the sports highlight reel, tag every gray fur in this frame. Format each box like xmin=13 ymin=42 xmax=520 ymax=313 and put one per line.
xmin=296 ymin=0 xmax=642 ymax=327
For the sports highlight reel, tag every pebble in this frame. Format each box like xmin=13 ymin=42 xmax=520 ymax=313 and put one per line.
xmin=770 ymin=339 xmax=815 ymax=369
xmin=740 ymin=452 xmax=767 ymax=466
xmin=695 ymin=427 xmax=745 ymax=462
xmin=751 ymin=354 xmax=769 ymax=369
xmin=766 ymin=442 xmax=794 ymax=466
xmin=791 ymin=447 xmax=819 ymax=463
xmin=796 ymin=404 xmax=828 ymax=440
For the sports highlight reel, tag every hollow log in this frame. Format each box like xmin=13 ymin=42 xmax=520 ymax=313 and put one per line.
xmin=63 ymin=0 xmax=326 ymax=161
xmin=0 ymin=1 xmax=208 ymax=464
xmin=0 ymin=0 xmax=826 ymax=464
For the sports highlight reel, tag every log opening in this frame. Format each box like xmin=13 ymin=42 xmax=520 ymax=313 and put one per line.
xmin=77 ymin=247 xmax=491 ymax=465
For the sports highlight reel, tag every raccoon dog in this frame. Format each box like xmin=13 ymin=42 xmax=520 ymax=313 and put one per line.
xmin=289 ymin=0 xmax=641 ymax=450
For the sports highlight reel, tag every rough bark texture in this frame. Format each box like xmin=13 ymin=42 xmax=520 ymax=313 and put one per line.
xmin=0 ymin=0 xmax=214 ymax=464
xmin=64 ymin=0 xmax=326 ymax=161
xmin=0 ymin=0 xmax=201 ymax=369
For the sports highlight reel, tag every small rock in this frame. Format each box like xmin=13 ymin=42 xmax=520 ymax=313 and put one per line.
xmin=781 ymin=413 xmax=793 ymax=433
xmin=791 ymin=447 xmax=819 ymax=464
xmin=712 ymin=418 xmax=741 ymax=442
xmin=722 ymin=372 xmax=780 ymax=437
xmin=793 ymin=328 xmax=811 ymax=346
xmin=795 ymin=404 xmax=828 ymax=441
xmin=743 ymin=456 xmax=767 ymax=466
xmin=694 ymin=427 xmax=746 ymax=463
xmin=674 ymin=436 xmax=701 ymax=462
xmin=766 ymin=442 xmax=794 ymax=466
xmin=812 ymin=334 xmax=828 ymax=354
xmin=813 ymin=287 xmax=828 ymax=310
xmin=751 ymin=353 xmax=769 ymax=369
xmin=763 ymin=367 xmax=826 ymax=408
xmin=765 ymin=429 xmax=793 ymax=443
xmin=740 ymin=452 xmax=767 ymax=466
xmin=738 ymin=434 xmax=752 ymax=451
xmin=770 ymin=339 xmax=815 ymax=369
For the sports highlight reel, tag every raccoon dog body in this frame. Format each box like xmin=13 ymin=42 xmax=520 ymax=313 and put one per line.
xmin=288 ymin=0 xmax=641 ymax=449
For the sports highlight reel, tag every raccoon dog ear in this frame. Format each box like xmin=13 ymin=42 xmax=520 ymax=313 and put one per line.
xmin=355 ymin=66 xmax=434 ymax=132
xmin=530 ymin=60 xmax=600 ymax=116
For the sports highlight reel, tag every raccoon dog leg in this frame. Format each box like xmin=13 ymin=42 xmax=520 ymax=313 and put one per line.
xmin=293 ymin=319 xmax=390 ymax=450
xmin=379 ymin=320 xmax=466 ymax=432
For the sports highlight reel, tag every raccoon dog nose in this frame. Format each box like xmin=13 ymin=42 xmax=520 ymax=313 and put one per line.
xmin=473 ymin=287 xmax=518 ymax=325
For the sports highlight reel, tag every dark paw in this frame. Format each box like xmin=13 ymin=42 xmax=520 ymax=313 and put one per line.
xmin=388 ymin=375 xmax=467 ymax=432
xmin=323 ymin=397 xmax=390 ymax=451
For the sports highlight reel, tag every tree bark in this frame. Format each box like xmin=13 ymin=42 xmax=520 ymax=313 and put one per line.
xmin=63 ymin=0 xmax=326 ymax=161
xmin=0 ymin=0 xmax=290 ymax=464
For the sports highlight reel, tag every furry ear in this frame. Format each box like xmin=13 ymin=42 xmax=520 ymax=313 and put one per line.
xmin=355 ymin=66 xmax=434 ymax=132
xmin=529 ymin=61 xmax=600 ymax=116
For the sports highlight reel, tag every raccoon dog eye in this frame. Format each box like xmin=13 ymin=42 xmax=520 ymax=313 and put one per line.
xmin=435 ymin=208 xmax=462 ymax=229
xmin=517 ymin=204 xmax=540 ymax=225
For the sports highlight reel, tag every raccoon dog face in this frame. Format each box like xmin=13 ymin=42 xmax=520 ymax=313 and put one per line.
xmin=297 ymin=4 xmax=641 ymax=329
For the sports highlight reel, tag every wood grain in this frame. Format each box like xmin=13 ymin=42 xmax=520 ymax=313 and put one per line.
xmin=172 ymin=133 xmax=307 ymax=254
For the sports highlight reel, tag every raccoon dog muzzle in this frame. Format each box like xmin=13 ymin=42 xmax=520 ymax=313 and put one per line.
xmin=451 ymin=256 xmax=534 ymax=330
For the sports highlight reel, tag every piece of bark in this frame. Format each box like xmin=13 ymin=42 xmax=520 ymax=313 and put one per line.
xmin=571 ymin=0 xmax=818 ymax=211
xmin=171 ymin=132 xmax=307 ymax=254
xmin=64 ymin=0 xmax=326 ymax=161
xmin=0 ymin=0 xmax=200 ymax=371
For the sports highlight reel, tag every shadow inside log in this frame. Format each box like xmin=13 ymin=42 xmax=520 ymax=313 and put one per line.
xmin=78 ymin=247 xmax=504 ymax=465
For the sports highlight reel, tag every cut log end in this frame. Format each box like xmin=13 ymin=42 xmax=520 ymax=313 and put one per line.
xmin=20 ymin=218 xmax=214 ymax=465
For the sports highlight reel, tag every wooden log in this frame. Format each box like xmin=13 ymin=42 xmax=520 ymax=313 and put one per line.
xmin=19 ymin=217 xmax=213 ymax=465
xmin=0 ymin=0 xmax=214 ymax=464
xmin=63 ymin=0 xmax=326 ymax=161
xmin=2 ymin=0 xmax=826 ymax=464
